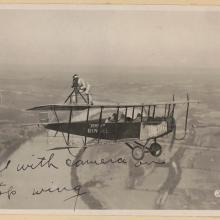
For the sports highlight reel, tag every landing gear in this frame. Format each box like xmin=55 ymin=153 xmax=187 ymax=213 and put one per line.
xmin=132 ymin=146 xmax=145 ymax=161
xmin=149 ymin=142 xmax=162 ymax=157
xmin=128 ymin=139 xmax=162 ymax=161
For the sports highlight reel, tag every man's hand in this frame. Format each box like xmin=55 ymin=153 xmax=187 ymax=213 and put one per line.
xmin=79 ymin=86 xmax=86 ymax=92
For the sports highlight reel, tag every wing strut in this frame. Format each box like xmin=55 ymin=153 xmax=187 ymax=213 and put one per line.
xmin=148 ymin=105 xmax=151 ymax=117
xmin=167 ymin=104 xmax=171 ymax=117
xmin=115 ymin=106 xmax=120 ymax=141
xmin=97 ymin=106 xmax=103 ymax=143
xmin=125 ymin=107 xmax=128 ymax=119
xmin=140 ymin=105 xmax=144 ymax=122
xmin=84 ymin=107 xmax=90 ymax=145
xmin=132 ymin=106 xmax=135 ymax=119
xmin=53 ymin=107 xmax=69 ymax=146
xmin=172 ymin=94 xmax=176 ymax=117
xmin=152 ymin=105 xmax=156 ymax=118
xmin=67 ymin=108 xmax=73 ymax=145
xmin=175 ymin=94 xmax=190 ymax=140
xmin=164 ymin=104 xmax=167 ymax=117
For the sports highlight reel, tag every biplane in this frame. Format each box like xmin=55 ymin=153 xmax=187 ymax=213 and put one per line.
xmin=28 ymin=80 xmax=199 ymax=161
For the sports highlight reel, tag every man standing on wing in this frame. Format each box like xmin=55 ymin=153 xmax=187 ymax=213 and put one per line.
xmin=71 ymin=74 xmax=93 ymax=105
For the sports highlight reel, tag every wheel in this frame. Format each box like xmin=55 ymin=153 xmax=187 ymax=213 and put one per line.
xmin=149 ymin=142 xmax=162 ymax=157
xmin=132 ymin=146 xmax=145 ymax=161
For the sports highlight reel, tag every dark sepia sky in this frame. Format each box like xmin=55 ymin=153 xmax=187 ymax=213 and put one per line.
xmin=0 ymin=5 xmax=220 ymax=69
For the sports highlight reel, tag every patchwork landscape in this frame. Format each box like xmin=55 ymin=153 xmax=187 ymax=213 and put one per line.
xmin=0 ymin=66 xmax=220 ymax=209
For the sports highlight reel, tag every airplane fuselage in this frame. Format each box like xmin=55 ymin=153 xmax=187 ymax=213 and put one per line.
xmin=44 ymin=116 xmax=175 ymax=141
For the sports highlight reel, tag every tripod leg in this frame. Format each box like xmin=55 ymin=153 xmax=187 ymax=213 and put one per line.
xmin=75 ymin=88 xmax=78 ymax=103
xmin=70 ymin=94 xmax=72 ymax=104
xmin=86 ymin=94 xmax=89 ymax=104
xmin=87 ymin=93 xmax=93 ymax=105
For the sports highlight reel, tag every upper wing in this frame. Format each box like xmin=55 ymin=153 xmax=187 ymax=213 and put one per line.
xmin=27 ymin=100 xmax=199 ymax=111
xmin=27 ymin=104 xmax=89 ymax=111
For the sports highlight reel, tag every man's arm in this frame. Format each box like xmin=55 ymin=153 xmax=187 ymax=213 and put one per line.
xmin=78 ymin=78 xmax=86 ymax=91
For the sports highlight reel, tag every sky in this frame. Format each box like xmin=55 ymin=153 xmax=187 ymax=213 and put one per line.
xmin=0 ymin=6 xmax=220 ymax=71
